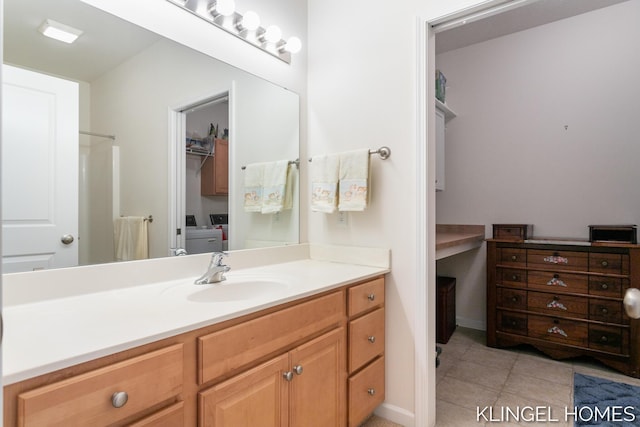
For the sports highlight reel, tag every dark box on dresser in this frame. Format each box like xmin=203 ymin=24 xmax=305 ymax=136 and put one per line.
xmin=492 ymin=224 xmax=533 ymax=241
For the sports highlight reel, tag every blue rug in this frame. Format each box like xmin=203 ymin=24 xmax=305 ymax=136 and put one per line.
xmin=573 ymin=373 xmax=640 ymax=426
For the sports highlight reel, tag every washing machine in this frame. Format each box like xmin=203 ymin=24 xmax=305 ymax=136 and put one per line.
xmin=185 ymin=227 xmax=223 ymax=254
xmin=210 ymin=214 xmax=229 ymax=251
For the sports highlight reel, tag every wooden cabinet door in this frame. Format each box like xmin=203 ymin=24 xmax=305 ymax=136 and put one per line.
xmin=201 ymin=139 xmax=228 ymax=196
xmin=289 ymin=328 xmax=346 ymax=427
xmin=199 ymin=354 xmax=289 ymax=427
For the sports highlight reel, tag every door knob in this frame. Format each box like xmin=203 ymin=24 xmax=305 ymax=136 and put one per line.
xmin=623 ymin=288 xmax=640 ymax=319
xmin=61 ymin=234 xmax=74 ymax=245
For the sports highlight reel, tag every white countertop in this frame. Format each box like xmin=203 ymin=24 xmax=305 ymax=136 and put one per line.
xmin=3 ymin=245 xmax=389 ymax=385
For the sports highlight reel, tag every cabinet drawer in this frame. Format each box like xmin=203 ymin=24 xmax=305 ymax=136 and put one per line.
xmin=528 ymin=270 xmax=588 ymax=294
xmin=348 ymin=356 xmax=385 ymax=427
xmin=498 ymin=248 xmax=526 ymax=267
xmin=528 ymin=315 xmax=588 ymax=347
xmin=497 ymin=288 xmax=526 ymax=310
xmin=497 ymin=311 xmax=527 ymax=335
xmin=589 ymin=325 xmax=628 ymax=354
xmin=348 ymin=277 xmax=384 ymax=316
xmin=527 ymin=291 xmax=587 ymax=319
xmin=589 ymin=253 xmax=629 ymax=274
xmin=589 ymin=277 xmax=627 ymax=298
xmin=18 ymin=344 xmax=183 ymax=427
xmin=199 ymin=291 xmax=344 ymax=385
xmin=129 ymin=401 xmax=184 ymax=427
xmin=349 ymin=308 xmax=385 ymax=373
xmin=498 ymin=268 xmax=526 ymax=288
xmin=528 ymin=250 xmax=588 ymax=271
xmin=589 ymin=299 xmax=624 ymax=324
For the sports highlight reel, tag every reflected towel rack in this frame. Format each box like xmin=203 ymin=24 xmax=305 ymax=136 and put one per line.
xmin=80 ymin=130 xmax=116 ymax=140
xmin=120 ymin=215 xmax=153 ymax=223
xmin=308 ymin=146 xmax=391 ymax=162
xmin=241 ymin=159 xmax=300 ymax=170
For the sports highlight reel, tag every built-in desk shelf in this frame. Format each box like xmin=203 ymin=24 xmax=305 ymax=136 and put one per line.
xmin=436 ymin=99 xmax=456 ymax=122
xmin=436 ymin=224 xmax=485 ymax=260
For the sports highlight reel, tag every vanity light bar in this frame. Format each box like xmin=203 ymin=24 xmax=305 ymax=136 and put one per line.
xmin=166 ymin=0 xmax=301 ymax=64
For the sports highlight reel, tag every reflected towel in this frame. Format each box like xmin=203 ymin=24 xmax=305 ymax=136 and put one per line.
xmin=338 ymin=149 xmax=369 ymax=211
xmin=114 ymin=216 xmax=148 ymax=261
xmin=243 ymin=162 xmax=265 ymax=212
xmin=310 ymin=154 xmax=339 ymax=213
xmin=262 ymin=160 xmax=289 ymax=213
xmin=282 ymin=164 xmax=296 ymax=211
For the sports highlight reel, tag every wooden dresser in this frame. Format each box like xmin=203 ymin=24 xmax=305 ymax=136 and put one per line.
xmin=487 ymin=239 xmax=640 ymax=377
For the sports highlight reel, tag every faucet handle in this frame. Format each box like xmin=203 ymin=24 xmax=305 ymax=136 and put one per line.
xmin=211 ymin=251 xmax=228 ymax=266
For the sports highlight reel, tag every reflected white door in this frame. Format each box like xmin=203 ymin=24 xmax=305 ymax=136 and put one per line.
xmin=2 ymin=65 xmax=79 ymax=272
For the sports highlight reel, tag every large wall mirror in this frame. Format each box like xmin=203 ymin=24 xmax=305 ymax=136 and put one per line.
xmin=2 ymin=0 xmax=300 ymax=273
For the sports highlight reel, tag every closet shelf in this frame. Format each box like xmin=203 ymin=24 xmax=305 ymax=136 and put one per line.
xmin=436 ymin=99 xmax=457 ymax=122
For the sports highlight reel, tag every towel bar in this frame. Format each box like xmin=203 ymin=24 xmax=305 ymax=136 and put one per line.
xmin=241 ymin=159 xmax=300 ymax=170
xmin=308 ymin=146 xmax=391 ymax=162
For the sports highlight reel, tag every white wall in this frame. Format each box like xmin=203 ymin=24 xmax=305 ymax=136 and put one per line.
xmin=436 ymin=0 xmax=640 ymax=330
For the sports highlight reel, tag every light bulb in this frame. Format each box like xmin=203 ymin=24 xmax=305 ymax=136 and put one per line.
xmin=241 ymin=11 xmax=260 ymax=31
xmin=284 ymin=36 xmax=302 ymax=54
xmin=215 ymin=0 xmax=235 ymax=17
xmin=264 ymin=25 xmax=282 ymax=43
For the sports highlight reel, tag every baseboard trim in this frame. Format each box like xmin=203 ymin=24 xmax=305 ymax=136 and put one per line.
xmin=374 ymin=402 xmax=415 ymax=427
xmin=456 ymin=316 xmax=485 ymax=331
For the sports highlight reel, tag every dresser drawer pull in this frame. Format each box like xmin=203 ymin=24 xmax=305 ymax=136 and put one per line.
xmin=544 ymin=255 xmax=569 ymax=265
xmin=368 ymin=336 xmax=376 ymax=344
xmin=511 ymin=296 xmax=519 ymax=303
xmin=511 ymin=255 xmax=518 ymax=261
xmin=601 ymin=283 xmax=609 ymax=290
xmin=547 ymin=276 xmax=567 ymax=287
xmin=367 ymin=388 xmax=376 ymax=396
xmin=601 ymin=307 xmax=609 ymax=315
xmin=601 ymin=260 xmax=609 ymax=268
xmin=548 ymin=325 xmax=568 ymax=338
xmin=511 ymin=274 xmax=520 ymax=281
xmin=111 ymin=391 xmax=129 ymax=409
xmin=367 ymin=293 xmax=376 ymax=301
xmin=547 ymin=298 xmax=567 ymax=310
xmin=511 ymin=320 xmax=518 ymax=327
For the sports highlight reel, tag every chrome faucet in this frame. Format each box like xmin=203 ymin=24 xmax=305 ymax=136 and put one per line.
xmin=194 ymin=252 xmax=230 ymax=284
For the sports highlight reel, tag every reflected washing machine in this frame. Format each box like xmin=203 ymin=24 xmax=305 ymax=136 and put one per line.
xmin=185 ymin=227 xmax=223 ymax=254
xmin=210 ymin=214 xmax=229 ymax=251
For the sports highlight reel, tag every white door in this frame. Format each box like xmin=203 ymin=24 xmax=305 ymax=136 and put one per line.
xmin=2 ymin=64 xmax=79 ymax=272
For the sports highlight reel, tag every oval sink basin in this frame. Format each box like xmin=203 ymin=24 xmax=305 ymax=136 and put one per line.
xmin=187 ymin=279 xmax=290 ymax=303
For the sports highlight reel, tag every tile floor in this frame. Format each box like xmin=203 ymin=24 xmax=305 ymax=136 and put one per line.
xmin=435 ymin=327 xmax=640 ymax=426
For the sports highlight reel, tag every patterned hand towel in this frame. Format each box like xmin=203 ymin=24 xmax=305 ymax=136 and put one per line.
xmin=243 ymin=162 xmax=265 ymax=212
xmin=338 ymin=149 xmax=369 ymax=211
xmin=262 ymin=160 xmax=289 ymax=214
xmin=310 ymin=154 xmax=339 ymax=213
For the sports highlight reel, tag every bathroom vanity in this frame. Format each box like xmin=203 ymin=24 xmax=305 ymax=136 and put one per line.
xmin=2 ymin=245 xmax=389 ymax=426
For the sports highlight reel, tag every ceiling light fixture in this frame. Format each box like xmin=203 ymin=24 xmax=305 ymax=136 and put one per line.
xmin=38 ymin=19 xmax=83 ymax=44
xmin=167 ymin=0 xmax=301 ymax=64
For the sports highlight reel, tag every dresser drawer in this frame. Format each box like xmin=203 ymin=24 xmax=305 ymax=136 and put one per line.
xmin=589 ymin=253 xmax=629 ymax=274
xmin=527 ymin=291 xmax=588 ymax=319
xmin=528 ymin=315 xmax=588 ymax=347
xmin=589 ymin=299 xmax=625 ymax=324
xmin=528 ymin=250 xmax=588 ymax=271
xmin=348 ymin=356 xmax=385 ymax=427
xmin=348 ymin=277 xmax=384 ymax=317
xmin=198 ymin=291 xmax=344 ymax=385
xmin=589 ymin=277 xmax=626 ymax=298
xmin=497 ymin=311 xmax=527 ymax=335
xmin=588 ymin=325 xmax=628 ymax=354
xmin=498 ymin=248 xmax=526 ymax=267
xmin=498 ymin=268 xmax=527 ymax=288
xmin=349 ymin=308 xmax=385 ymax=373
xmin=17 ymin=344 xmax=183 ymax=427
xmin=129 ymin=401 xmax=184 ymax=427
xmin=497 ymin=288 xmax=527 ymax=310
xmin=527 ymin=270 xmax=588 ymax=293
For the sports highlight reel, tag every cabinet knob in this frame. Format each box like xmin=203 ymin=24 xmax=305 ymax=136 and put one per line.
xmin=368 ymin=336 xmax=376 ymax=344
xmin=368 ymin=293 xmax=376 ymax=302
xmin=283 ymin=371 xmax=294 ymax=382
xmin=511 ymin=255 xmax=517 ymax=261
xmin=600 ymin=335 xmax=609 ymax=343
xmin=601 ymin=283 xmax=609 ymax=290
xmin=293 ymin=365 xmax=303 ymax=375
xmin=511 ymin=275 xmax=519 ymax=281
xmin=367 ymin=388 xmax=376 ymax=396
xmin=111 ymin=391 xmax=128 ymax=409
xmin=601 ymin=307 xmax=609 ymax=315
xmin=601 ymin=260 xmax=609 ymax=267
xmin=511 ymin=296 xmax=519 ymax=303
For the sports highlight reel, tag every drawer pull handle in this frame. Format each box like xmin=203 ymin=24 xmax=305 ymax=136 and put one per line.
xmin=283 ymin=371 xmax=294 ymax=382
xmin=368 ymin=293 xmax=376 ymax=301
xmin=547 ymin=299 xmax=567 ymax=310
xmin=511 ymin=255 xmax=517 ymax=261
xmin=111 ymin=392 xmax=128 ymax=409
xmin=600 ymin=335 xmax=608 ymax=343
xmin=367 ymin=388 xmax=376 ymax=396
xmin=293 ymin=365 xmax=304 ymax=375
xmin=544 ymin=255 xmax=568 ymax=265
xmin=601 ymin=283 xmax=609 ymax=290
xmin=368 ymin=336 xmax=376 ymax=344
xmin=511 ymin=320 xmax=518 ymax=327
xmin=601 ymin=307 xmax=609 ymax=315
xmin=548 ymin=325 xmax=568 ymax=337
xmin=547 ymin=277 xmax=567 ymax=287
xmin=511 ymin=274 xmax=519 ymax=281
xmin=511 ymin=296 xmax=519 ymax=303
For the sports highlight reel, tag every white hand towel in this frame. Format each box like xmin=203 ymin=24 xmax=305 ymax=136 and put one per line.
xmin=262 ymin=160 xmax=289 ymax=213
xmin=310 ymin=154 xmax=339 ymax=213
xmin=338 ymin=149 xmax=370 ymax=211
xmin=243 ymin=163 xmax=265 ymax=212
xmin=114 ymin=216 xmax=149 ymax=261
xmin=282 ymin=164 xmax=296 ymax=211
